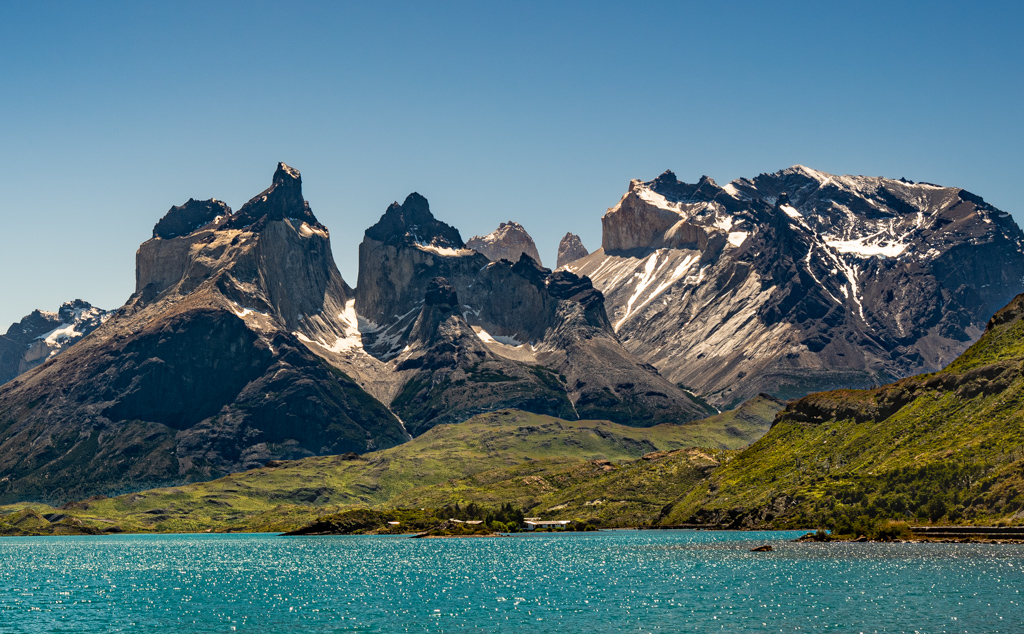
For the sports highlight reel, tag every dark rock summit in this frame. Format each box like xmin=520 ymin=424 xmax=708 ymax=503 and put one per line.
xmin=363 ymin=192 xmax=464 ymax=248
xmin=0 ymin=164 xmax=406 ymax=505
xmin=225 ymin=162 xmax=322 ymax=230
xmin=153 ymin=199 xmax=231 ymax=240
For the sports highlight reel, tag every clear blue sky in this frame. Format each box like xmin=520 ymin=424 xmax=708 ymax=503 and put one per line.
xmin=1 ymin=1 xmax=1021 ymax=328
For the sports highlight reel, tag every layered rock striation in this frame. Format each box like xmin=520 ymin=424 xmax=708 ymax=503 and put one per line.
xmin=568 ymin=166 xmax=1024 ymax=408
xmin=0 ymin=164 xmax=407 ymax=504
xmin=356 ymin=195 xmax=713 ymax=427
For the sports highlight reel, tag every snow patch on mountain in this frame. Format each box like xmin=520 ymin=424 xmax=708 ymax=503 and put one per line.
xmin=780 ymin=204 xmax=802 ymax=219
xmin=415 ymin=243 xmax=472 ymax=257
xmin=825 ymin=236 xmax=907 ymax=258
xmin=727 ymin=231 xmax=748 ymax=247
xmin=572 ymin=165 xmax=1024 ymax=408
xmin=614 ymin=250 xmax=701 ymax=330
xmin=35 ymin=305 xmax=109 ymax=356
xmin=636 ymin=186 xmax=682 ymax=212
xmin=474 ymin=326 xmax=524 ymax=347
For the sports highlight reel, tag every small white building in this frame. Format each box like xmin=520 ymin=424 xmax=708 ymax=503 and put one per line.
xmin=523 ymin=520 xmax=571 ymax=531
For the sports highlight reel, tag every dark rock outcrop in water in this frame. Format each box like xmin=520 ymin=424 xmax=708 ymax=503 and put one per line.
xmin=0 ymin=164 xmax=407 ymax=505
xmin=568 ymin=166 xmax=1024 ymax=408
xmin=556 ymin=232 xmax=589 ymax=268
xmin=0 ymin=300 xmax=109 ymax=385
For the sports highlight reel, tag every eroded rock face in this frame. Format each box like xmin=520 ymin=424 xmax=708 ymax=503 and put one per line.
xmin=601 ymin=176 xmax=725 ymax=254
xmin=0 ymin=164 xmax=406 ymax=505
xmin=356 ymin=195 xmax=713 ymax=427
xmin=355 ymin=193 xmax=481 ymax=354
xmin=467 ymin=221 xmax=543 ymax=267
xmin=569 ymin=166 xmax=1024 ymax=408
xmin=0 ymin=300 xmax=109 ymax=385
xmin=556 ymin=232 xmax=589 ymax=268
xmin=391 ymin=277 xmax=576 ymax=435
xmin=533 ymin=270 xmax=713 ymax=425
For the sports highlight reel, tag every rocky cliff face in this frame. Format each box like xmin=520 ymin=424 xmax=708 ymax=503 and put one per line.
xmin=0 ymin=301 xmax=109 ymax=385
xmin=569 ymin=166 xmax=1024 ymax=408
xmin=532 ymin=270 xmax=715 ymax=425
xmin=556 ymin=232 xmax=589 ymax=268
xmin=466 ymin=221 xmax=543 ymax=266
xmin=13 ymin=161 xmax=1014 ymax=504
xmin=389 ymin=278 xmax=575 ymax=435
xmin=0 ymin=164 xmax=407 ymax=504
xmin=356 ymin=195 xmax=713 ymax=427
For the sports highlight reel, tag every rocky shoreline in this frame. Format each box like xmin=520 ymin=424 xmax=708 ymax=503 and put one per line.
xmin=794 ymin=530 xmax=1024 ymax=545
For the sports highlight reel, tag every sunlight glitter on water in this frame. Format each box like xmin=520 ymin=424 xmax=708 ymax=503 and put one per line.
xmin=0 ymin=530 xmax=1022 ymax=632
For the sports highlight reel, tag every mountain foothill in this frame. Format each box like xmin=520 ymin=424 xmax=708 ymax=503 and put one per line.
xmin=2 ymin=161 xmax=1024 ymax=526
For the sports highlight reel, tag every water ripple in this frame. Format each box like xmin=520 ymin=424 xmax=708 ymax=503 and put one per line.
xmin=0 ymin=530 xmax=1021 ymax=632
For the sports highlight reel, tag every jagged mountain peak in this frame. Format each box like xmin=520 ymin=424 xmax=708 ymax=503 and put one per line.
xmin=153 ymin=198 xmax=232 ymax=240
xmin=356 ymin=194 xmax=480 ymax=343
xmin=225 ymin=162 xmax=320 ymax=230
xmin=602 ymin=174 xmax=731 ymax=254
xmin=364 ymin=193 xmax=464 ymax=249
xmin=54 ymin=299 xmax=105 ymax=326
xmin=660 ymin=173 xmax=748 ymax=214
xmin=0 ymin=165 xmax=406 ymax=503
xmin=781 ymin=164 xmax=832 ymax=180
xmin=1 ymin=300 xmax=110 ymax=385
xmin=572 ymin=165 xmax=1024 ymax=408
xmin=151 ymin=163 xmax=319 ymax=240
xmin=649 ymin=170 xmax=720 ymax=192
xmin=556 ymin=232 xmax=589 ymax=268
xmin=275 ymin=161 xmax=301 ymax=181
xmin=467 ymin=221 xmax=543 ymax=266
xmin=135 ymin=163 xmax=355 ymax=344
xmin=510 ymin=252 xmax=551 ymax=287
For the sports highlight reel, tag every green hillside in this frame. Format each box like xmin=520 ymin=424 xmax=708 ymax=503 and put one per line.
xmin=0 ymin=400 xmax=779 ymax=535
xmin=388 ymin=448 xmax=723 ymax=526
xmin=664 ymin=294 xmax=1024 ymax=532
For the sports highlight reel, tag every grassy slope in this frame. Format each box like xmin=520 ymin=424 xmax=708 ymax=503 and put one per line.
xmin=0 ymin=400 xmax=779 ymax=534
xmin=665 ymin=296 xmax=1024 ymax=529
xmin=389 ymin=448 xmax=723 ymax=526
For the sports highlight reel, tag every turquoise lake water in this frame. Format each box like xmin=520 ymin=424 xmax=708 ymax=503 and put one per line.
xmin=0 ymin=530 xmax=1022 ymax=632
